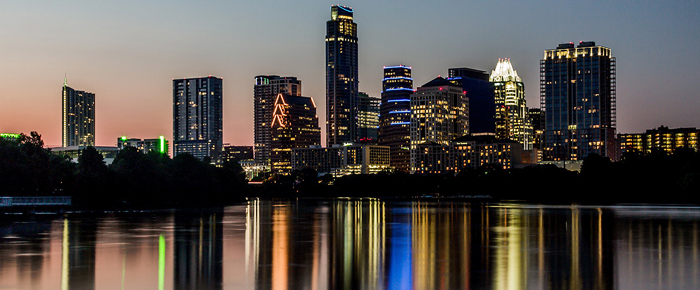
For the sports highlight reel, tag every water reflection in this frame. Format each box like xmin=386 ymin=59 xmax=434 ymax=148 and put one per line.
xmin=0 ymin=201 xmax=699 ymax=290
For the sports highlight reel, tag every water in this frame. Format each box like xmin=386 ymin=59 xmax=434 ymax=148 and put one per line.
xmin=1 ymin=199 xmax=699 ymax=290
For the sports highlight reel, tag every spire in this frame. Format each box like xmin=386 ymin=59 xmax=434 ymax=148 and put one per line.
xmin=63 ymin=74 xmax=67 ymax=87
xmin=489 ymin=59 xmax=522 ymax=82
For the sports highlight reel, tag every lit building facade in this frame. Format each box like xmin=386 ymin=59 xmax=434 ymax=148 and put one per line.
xmin=489 ymin=59 xmax=531 ymax=150
xmin=326 ymin=5 xmax=359 ymax=146
xmin=448 ymin=67 xmax=496 ymax=135
xmin=410 ymin=77 xmax=468 ymax=173
xmin=62 ymin=79 xmax=95 ymax=147
xmin=619 ymin=126 xmax=699 ymax=156
xmin=173 ymin=76 xmax=223 ymax=162
xmin=222 ymin=145 xmax=254 ymax=162
xmin=270 ymin=94 xmax=321 ymax=175
xmin=379 ymin=65 xmax=413 ymax=172
xmin=291 ymin=143 xmax=390 ymax=176
xmin=117 ymin=136 xmax=169 ymax=155
xmin=254 ymin=75 xmax=301 ymax=168
xmin=541 ymin=41 xmax=616 ymax=161
xmin=357 ymin=92 xmax=380 ymax=143
xmin=413 ymin=135 xmax=523 ymax=174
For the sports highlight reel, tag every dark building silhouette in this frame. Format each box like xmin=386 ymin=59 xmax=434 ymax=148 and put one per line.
xmin=529 ymin=108 xmax=544 ymax=150
xmin=379 ymin=65 xmax=413 ymax=172
xmin=448 ymin=67 xmax=495 ymax=135
xmin=326 ymin=5 xmax=358 ymax=146
xmin=254 ymin=76 xmax=302 ymax=168
xmin=222 ymin=145 xmax=254 ymax=162
xmin=62 ymin=78 xmax=95 ymax=147
xmin=173 ymin=76 xmax=223 ymax=162
xmin=541 ymin=41 xmax=616 ymax=161
xmin=270 ymin=94 xmax=321 ymax=175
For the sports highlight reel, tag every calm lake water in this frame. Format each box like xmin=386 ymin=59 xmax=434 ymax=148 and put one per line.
xmin=1 ymin=199 xmax=699 ymax=290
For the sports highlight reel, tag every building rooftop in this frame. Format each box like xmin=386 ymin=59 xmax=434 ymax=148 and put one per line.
xmin=421 ymin=76 xmax=457 ymax=88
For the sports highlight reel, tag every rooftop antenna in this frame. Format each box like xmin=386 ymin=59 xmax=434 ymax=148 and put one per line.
xmin=64 ymin=73 xmax=67 ymax=86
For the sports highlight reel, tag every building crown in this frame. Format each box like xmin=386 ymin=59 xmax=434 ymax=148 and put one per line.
xmin=489 ymin=59 xmax=522 ymax=82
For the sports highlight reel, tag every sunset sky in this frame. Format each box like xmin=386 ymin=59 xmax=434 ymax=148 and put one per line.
xmin=1 ymin=0 xmax=698 ymax=148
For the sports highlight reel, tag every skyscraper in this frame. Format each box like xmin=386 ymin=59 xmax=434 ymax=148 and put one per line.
xmin=448 ymin=67 xmax=495 ymax=135
xmin=410 ymin=77 xmax=468 ymax=172
xmin=253 ymin=75 xmax=302 ymax=168
xmin=62 ymin=78 xmax=95 ymax=147
xmin=489 ymin=59 xmax=532 ymax=150
xmin=270 ymin=93 xmax=321 ymax=175
xmin=173 ymin=76 xmax=223 ymax=162
xmin=379 ymin=65 xmax=413 ymax=172
xmin=326 ymin=5 xmax=358 ymax=146
xmin=357 ymin=92 xmax=380 ymax=142
xmin=541 ymin=41 xmax=616 ymax=161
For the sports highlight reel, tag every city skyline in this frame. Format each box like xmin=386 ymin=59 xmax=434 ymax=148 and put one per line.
xmin=1 ymin=1 xmax=699 ymax=148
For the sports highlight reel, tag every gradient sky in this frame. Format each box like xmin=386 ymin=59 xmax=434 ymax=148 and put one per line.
xmin=1 ymin=0 xmax=698 ymax=148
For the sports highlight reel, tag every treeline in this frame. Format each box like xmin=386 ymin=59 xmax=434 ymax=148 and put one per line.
xmin=0 ymin=132 xmax=248 ymax=207
xmin=258 ymin=149 xmax=700 ymax=204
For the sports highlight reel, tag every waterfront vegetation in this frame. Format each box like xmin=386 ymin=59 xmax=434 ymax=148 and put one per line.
xmin=1 ymin=131 xmax=699 ymax=206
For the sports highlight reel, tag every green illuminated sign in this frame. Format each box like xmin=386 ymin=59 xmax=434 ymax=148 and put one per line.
xmin=0 ymin=133 xmax=20 ymax=139
xmin=159 ymin=136 xmax=165 ymax=153
xmin=121 ymin=136 xmax=127 ymax=141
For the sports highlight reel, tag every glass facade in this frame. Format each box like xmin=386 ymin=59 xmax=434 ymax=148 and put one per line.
xmin=270 ymin=94 xmax=321 ymax=175
xmin=173 ymin=76 xmax=223 ymax=162
xmin=489 ymin=59 xmax=531 ymax=150
xmin=541 ymin=42 xmax=616 ymax=161
xmin=379 ymin=65 xmax=413 ymax=172
xmin=326 ymin=5 xmax=359 ymax=146
xmin=357 ymin=92 xmax=380 ymax=142
xmin=254 ymin=75 xmax=301 ymax=168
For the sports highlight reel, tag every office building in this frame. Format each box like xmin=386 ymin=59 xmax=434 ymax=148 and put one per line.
xmin=222 ymin=145 xmax=254 ymax=163
xmin=117 ymin=136 xmax=169 ymax=155
xmin=173 ymin=76 xmax=223 ymax=162
xmin=448 ymin=67 xmax=496 ymax=135
xmin=413 ymin=135 xmax=523 ymax=174
xmin=410 ymin=77 xmax=468 ymax=172
xmin=541 ymin=41 xmax=616 ymax=161
xmin=357 ymin=92 xmax=380 ymax=142
xmin=379 ymin=65 xmax=413 ymax=172
xmin=489 ymin=59 xmax=531 ymax=149
xmin=292 ymin=143 xmax=390 ymax=176
xmin=528 ymin=108 xmax=544 ymax=150
xmin=62 ymin=78 xmax=95 ymax=147
xmin=254 ymin=75 xmax=301 ymax=168
xmin=50 ymin=146 xmax=119 ymax=165
xmin=270 ymin=94 xmax=321 ymax=175
xmin=326 ymin=5 xmax=359 ymax=146
xmin=619 ymin=126 xmax=699 ymax=156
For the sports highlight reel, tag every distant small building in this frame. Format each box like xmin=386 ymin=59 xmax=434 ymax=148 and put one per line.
xmin=222 ymin=145 xmax=254 ymax=162
xmin=619 ymin=126 xmax=699 ymax=156
xmin=0 ymin=133 xmax=21 ymax=140
xmin=50 ymin=146 xmax=119 ymax=165
xmin=292 ymin=143 xmax=390 ymax=177
xmin=117 ymin=136 xmax=169 ymax=155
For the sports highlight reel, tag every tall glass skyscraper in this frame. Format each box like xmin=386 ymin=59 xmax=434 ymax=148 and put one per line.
xmin=489 ymin=59 xmax=532 ymax=150
xmin=62 ymin=78 xmax=95 ymax=147
xmin=326 ymin=5 xmax=358 ymax=146
xmin=357 ymin=92 xmax=380 ymax=142
xmin=541 ymin=41 xmax=616 ymax=161
xmin=173 ymin=76 xmax=223 ymax=162
xmin=448 ymin=67 xmax=495 ymax=135
xmin=253 ymin=75 xmax=301 ymax=168
xmin=379 ymin=65 xmax=413 ymax=172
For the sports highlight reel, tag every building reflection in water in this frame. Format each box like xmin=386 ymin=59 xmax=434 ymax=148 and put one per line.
xmin=60 ymin=218 xmax=97 ymax=290
xmin=173 ymin=209 xmax=223 ymax=290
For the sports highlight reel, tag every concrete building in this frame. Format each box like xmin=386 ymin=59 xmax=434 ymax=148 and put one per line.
xmin=619 ymin=126 xmax=699 ymax=156
xmin=117 ymin=136 xmax=168 ymax=155
xmin=292 ymin=143 xmax=390 ymax=177
xmin=489 ymin=59 xmax=532 ymax=150
xmin=270 ymin=94 xmax=321 ymax=175
xmin=253 ymin=75 xmax=301 ymax=168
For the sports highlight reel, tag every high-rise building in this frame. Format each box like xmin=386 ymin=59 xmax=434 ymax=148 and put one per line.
xmin=541 ymin=41 xmax=616 ymax=161
xmin=379 ymin=65 xmax=413 ymax=172
xmin=62 ymin=78 xmax=95 ymax=147
xmin=448 ymin=67 xmax=495 ymax=135
xmin=253 ymin=75 xmax=302 ymax=168
xmin=357 ymin=92 xmax=380 ymax=143
xmin=410 ymin=77 xmax=468 ymax=172
xmin=173 ymin=76 xmax=223 ymax=162
xmin=270 ymin=93 xmax=321 ymax=175
xmin=489 ymin=59 xmax=532 ymax=149
xmin=326 ymin=5 xmax=358 ymax=146
xmin=528 ymin=108 xmax=544 ymax=150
